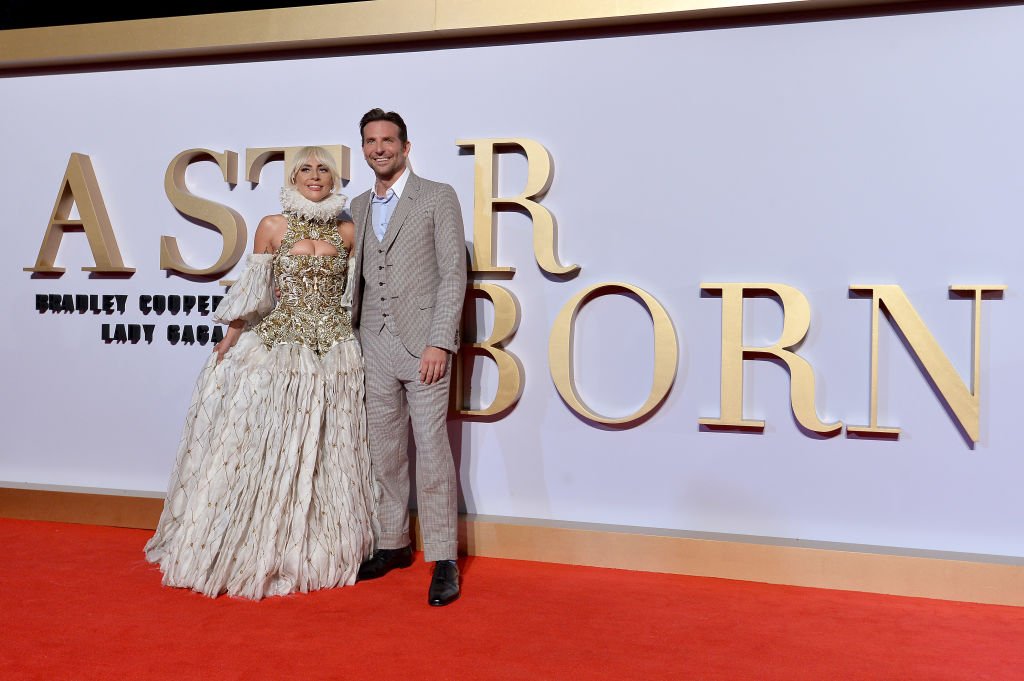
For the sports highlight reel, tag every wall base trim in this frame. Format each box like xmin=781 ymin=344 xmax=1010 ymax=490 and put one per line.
xmin=0 ymin=486 xmax=165 ymax=530
xmin=3 ymin=486 xmax=1020 ymax=606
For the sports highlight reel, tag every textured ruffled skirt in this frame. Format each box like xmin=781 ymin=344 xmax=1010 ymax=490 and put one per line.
xmin=144 ymin=332 xmax=376 ymax=599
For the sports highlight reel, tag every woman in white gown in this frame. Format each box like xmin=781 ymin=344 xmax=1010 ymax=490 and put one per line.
xmin=145 ymin=147 xmax=376 ymax=600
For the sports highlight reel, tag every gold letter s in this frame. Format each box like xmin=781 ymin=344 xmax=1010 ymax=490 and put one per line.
xmin=160 ymin=149 xmax=246 ymax=278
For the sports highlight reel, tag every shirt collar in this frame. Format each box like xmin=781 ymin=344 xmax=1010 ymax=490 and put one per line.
xmin=373 ymin=167 xmax=410 ymax=202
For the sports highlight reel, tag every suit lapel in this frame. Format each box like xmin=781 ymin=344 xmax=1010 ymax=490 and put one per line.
xmin=382 ymin=171 xmax=420 ymax=252
xmin=350 ymin=191 xmax=374 ymax=321
xmin=355 ymin=193 xmax=372 ymax=246
xmin=352 ymin=192 xmax=372 ymax=282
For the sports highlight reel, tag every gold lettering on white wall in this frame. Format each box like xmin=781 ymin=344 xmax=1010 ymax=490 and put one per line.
xmin=846 ymin=284 xmax=1006 ymax=442
xmin=160 ymin=149 xmax=246 ymax=277
xmin=699 ymin=283 xmax=841 ymax=436
xmin=24 ymin=153 xmax=135 ymax=275
xmin=455 ymin=138 xmax=578 ymax=276
xmin=452 ymin=284 xmax=524 ymax=417
xmin=549 ymin=283 xmax=677 ymax=426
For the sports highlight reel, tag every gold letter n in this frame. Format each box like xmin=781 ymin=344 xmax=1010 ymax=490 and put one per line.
xmin=847 ymin=284 xmax=1005 ymax=443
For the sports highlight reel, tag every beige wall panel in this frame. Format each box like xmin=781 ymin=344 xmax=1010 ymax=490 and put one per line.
xmin=0 ymin=0 xmax=903 ymax=69
xmin=435 ymin=0 xmax=801 ymax=30
xmin=0 ymin=1 xmax=436 ymax=67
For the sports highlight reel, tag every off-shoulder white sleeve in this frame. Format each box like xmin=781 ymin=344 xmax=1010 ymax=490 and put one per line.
xmin=212 ymin=254 xmax=275 ymax=324
xmin=340 ymin=249 xmax=357 ymax=311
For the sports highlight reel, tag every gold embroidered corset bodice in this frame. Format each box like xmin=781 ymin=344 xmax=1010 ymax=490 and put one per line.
xmin=253 ymin=212 xmax=353 ymax=356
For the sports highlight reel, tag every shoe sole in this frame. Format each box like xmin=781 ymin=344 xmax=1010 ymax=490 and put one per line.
xmin=428 ymin=591 xmax=460 ymax=607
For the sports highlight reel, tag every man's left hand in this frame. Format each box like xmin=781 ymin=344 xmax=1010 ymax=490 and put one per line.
xmin=419 ymin=346 xmax=449 ymax=385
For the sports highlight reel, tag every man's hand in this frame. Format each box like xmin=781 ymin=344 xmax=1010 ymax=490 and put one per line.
xmin=419 ymin=346 xmax=449 ymax=385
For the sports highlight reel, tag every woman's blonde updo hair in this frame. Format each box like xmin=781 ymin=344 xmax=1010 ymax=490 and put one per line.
xmin=287 ymin=146 xmax=341 ymax=191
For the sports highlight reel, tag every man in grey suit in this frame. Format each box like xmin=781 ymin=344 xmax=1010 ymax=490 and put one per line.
xmin=350 ymin=108 xmax=467 ymax=606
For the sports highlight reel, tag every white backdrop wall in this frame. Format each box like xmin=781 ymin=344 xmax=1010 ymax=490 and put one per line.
xmin=2 ymin=6 xmax=1022 ymax=556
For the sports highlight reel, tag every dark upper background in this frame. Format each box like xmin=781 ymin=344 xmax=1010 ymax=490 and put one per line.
xmin=0 ymin=1 xmax=360 ymax=30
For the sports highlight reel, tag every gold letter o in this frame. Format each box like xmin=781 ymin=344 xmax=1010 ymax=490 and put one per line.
xmin=548 ymin=283 xmax=678 ymax=426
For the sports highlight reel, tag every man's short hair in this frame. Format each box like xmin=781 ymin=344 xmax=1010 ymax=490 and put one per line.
xmin=359 ymin=108 xmax=409 ymax=144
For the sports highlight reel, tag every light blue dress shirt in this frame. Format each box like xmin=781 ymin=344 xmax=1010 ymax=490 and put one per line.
xmin=370 ymin=189 xmax=397 ymax=242
xmin=369 ymin=169 xmax=409 ymax=242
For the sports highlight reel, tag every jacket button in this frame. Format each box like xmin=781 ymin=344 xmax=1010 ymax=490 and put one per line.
xmin=379 ymin=282 xmax=384 ymax=286
xmin=380 ymin=297 xmax=385 ymax=301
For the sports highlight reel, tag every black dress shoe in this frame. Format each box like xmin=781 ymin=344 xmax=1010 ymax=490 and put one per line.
xmin=428 ymin=560 xmax=460 ymax=606
xmin=357 ymin=546 xmax=413 ymax=581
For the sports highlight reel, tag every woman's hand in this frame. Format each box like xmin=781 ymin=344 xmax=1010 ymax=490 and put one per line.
xmin=213 ymin=337 xmax=236 ymax=364
xmin=213 ymin=321 xmax=245 ymax=364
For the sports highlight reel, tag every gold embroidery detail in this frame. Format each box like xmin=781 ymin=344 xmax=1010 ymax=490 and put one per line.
xmin=253 ymin=212 xmax=354 ymax=356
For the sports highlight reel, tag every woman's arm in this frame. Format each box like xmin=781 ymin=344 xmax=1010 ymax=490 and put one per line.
xmin=338 ymin=220 xmax=356 ymax=253
xmin=212 ymin=215 xmax=285 ymax=363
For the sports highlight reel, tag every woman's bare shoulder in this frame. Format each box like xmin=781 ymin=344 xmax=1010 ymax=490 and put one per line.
xmin=254 ymin=214 xmax=287 ymax=253
xmin=337 ymin=220 xmax=356 ymax=252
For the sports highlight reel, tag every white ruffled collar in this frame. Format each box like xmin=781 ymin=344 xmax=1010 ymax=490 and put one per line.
xmin=279 ymin=187 xmax=348 ymax=223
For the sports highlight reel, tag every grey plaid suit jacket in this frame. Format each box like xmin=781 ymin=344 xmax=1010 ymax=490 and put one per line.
xmin=349 ymin=171 xmax=467 ymax=356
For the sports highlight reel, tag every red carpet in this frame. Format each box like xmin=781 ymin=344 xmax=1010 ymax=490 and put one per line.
xmin=2 ymin=518 xmax=1023 ymax=680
